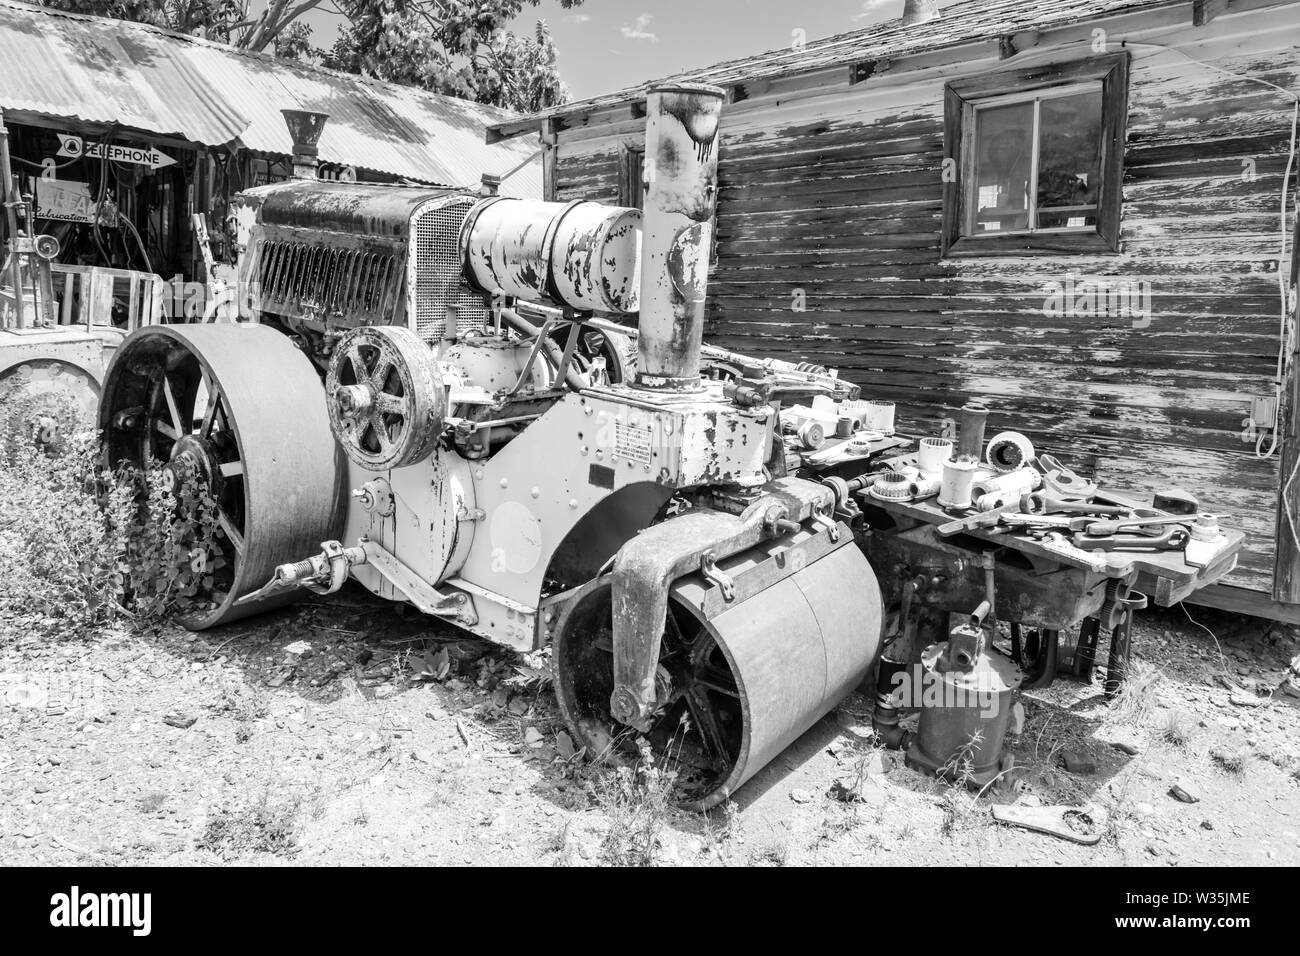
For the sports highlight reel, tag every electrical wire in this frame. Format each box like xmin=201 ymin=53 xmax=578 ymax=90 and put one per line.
xmin=1008 ymin=37 xmax=1300 ymax=555
xmin=1117 ymin=43 xmax=1298 ymax=464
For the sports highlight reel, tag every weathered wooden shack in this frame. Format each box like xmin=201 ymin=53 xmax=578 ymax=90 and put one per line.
xmin=490 ymin=0 xmax=1300 ymax=620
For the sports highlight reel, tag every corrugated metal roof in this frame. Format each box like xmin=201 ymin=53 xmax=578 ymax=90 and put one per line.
xmin=0 ymin=0 xmax=249 ymax=144
xmin=491 ymin=0 xmax=1196 ymax=137
xmin=184 ymin=42 xmax=541 ymax=194
xmin=0 ymin=0 xmax=541 ymax=194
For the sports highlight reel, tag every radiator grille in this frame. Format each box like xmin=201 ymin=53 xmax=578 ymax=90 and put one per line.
xmin=256 ymin=241 xmax=400 ymax=323
xmin=410 ymin=196 xmax=488 ymax=342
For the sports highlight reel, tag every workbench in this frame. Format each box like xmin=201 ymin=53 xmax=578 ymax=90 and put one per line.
xmin=854 ymin=492 xmax=1244 ymax=691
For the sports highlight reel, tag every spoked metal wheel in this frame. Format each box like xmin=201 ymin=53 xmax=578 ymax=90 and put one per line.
xmin=326 ymin=325 xmax=443 ymax=470
xmin=100 ymin=324 xmax=346 ymax=629
xmin=553 ymin=580 xmax=743 ymax=810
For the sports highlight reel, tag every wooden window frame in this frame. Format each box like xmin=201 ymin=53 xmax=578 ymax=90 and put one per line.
xmin=941 ymin=52 xmax=1130 ymax=258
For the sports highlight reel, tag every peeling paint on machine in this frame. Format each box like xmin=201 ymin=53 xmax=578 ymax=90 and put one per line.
xmin=460 ymin=197 xmax=642 ymax=313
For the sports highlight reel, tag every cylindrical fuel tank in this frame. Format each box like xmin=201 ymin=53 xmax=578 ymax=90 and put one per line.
xmin=554 ymin=538 xmax=883 ymax=810
xmin=460 ymin=197 xmax=641 ymax=313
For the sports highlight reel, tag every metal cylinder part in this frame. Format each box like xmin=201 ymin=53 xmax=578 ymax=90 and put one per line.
xmin=634 ymin=83 xmax=725 ymax=390
xmin=957 ymin=402 xmax=989 ymax=460
xmin=860 ymin=399 xmax=896 ymax=434
xmin=971 ymin=467 xmax=1041 ymax=502
xmin=918 ymin=436 xmax=954 ymax=475
xmin=938 ymin=456 xmax=979 ymax=510
xmin=461 ymin=197 xmax=642 ymax=314
xmin=986 ymin=430 xmax=1034 ymax=474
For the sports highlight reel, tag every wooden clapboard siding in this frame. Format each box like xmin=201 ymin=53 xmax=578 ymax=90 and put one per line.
xmin=550 ymin=3 xmax=1299 ymax=595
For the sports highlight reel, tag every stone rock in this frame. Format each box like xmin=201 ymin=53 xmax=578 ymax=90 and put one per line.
xmin=789 ymin=788 xmax=814 ymax=804
xmin=1169 ymin=781 xmax=1201 ymax=804
xmin=1061 ymin=749 xmax=1097 ymax=774
xmin=1009 ymin=702 xmax=1026 ymax=736
xmin=863 ymin=751 xmax=894 ymax=777
xmin=1112 ymin=739 xmax=1140 ymax=756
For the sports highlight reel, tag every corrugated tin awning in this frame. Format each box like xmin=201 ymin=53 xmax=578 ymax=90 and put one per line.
xmin=0 ymin=0 xmax=541 ymax=194
xmin=0 ymin=0 xmax=249 ymax=144
xmin=184 ymin=43 xmax=541 ymax=194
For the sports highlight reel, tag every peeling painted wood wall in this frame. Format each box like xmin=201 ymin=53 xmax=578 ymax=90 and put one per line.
xmin=549 ymin=4 xmax=1299 ymax=595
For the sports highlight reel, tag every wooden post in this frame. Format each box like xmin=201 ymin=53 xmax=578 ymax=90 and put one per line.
xmin=1271 ymin=209 xmax=1300 ymax=603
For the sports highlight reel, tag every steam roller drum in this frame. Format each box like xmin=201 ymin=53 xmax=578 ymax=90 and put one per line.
xmin=326 ymin=325 xmax=445 ymax=470
xmin=554 ymin=541 xmax=882 ymax=810
xmin=0 ymin=358 xmax=99 ymax=451
xmin=99 ymin=324 xmax=347 ymax=629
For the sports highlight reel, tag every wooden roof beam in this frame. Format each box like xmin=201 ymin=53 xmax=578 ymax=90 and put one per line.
xmin=999 ymin=29 xmax=1040 ymax=59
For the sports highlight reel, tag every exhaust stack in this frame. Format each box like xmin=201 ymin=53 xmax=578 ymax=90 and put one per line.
xmin=281 ymin=109 xmax=329 ymax=180
xmin=901 ymin=0 xmax=941 ymax=26
xmin=634 ymin=82 xmax=726 ymax=392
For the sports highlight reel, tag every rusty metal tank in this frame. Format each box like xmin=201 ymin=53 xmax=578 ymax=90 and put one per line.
xmin=460 ymin=197 xmax=642 ymax=314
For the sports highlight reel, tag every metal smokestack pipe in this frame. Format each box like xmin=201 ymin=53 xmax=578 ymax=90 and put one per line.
xmin=901 ymin=0 xmax=941 ymax=26
xmin=281 ymin=109 xmax=329 ymax=180
xmin=634 ymin=82 xmax=726 ymax=391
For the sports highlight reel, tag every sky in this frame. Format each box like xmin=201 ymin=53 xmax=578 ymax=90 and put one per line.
xmin=531 ymin=0 xmax=911 ymax=99
xmin=297 ymin=1 xmax=968 ymax=102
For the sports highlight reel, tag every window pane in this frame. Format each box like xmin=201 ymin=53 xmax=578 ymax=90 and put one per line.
xmin=971 ymin=101 xmax=1034 ymax=233
xmin=1036 ymin=90 xmax=1102 ymax=229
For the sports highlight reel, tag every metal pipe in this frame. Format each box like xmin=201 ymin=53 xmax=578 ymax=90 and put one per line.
xmin=0 ymin=108 xmax=26 ymax=328
xmin=498 ymin=307 xmax=588 ymax=391
xmin=958 ymin=401 xmax=989 ymax=460
xmin=634 ymin=83 xmax=726 ymax=391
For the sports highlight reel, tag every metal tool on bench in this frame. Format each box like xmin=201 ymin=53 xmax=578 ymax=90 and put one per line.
xmin=1035 ymin=453 xmax=1097 ymax=499
xmin=1072 ymin=527 xmax=1189 ymax=551
xmin=1080 ymin=513 xmax=1215 ymax=537
xmin=1019 ymin=492 xmax=1131 ymax=517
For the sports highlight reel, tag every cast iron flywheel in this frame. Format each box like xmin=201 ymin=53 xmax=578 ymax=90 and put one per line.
xmin=325 ymin=325 xmax=445 ymax=471
xmin=99 ymin=324 xmax=346 ymax=629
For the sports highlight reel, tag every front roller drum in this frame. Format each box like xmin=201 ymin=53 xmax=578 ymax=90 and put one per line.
xmin=554 ymin=542 xmax=883 ymax=810
xmin=100 ymin=324 xmax=347 ymax=629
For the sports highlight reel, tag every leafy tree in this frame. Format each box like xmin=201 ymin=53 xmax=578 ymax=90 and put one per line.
xmin=32 ymin=0 xmax=583 ymax=111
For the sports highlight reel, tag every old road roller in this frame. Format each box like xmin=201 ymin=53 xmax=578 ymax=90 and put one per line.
xmin=99 ymin=84 xmax=883 ymax=809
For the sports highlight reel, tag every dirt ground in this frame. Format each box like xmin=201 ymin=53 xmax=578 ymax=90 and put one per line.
xmin=3 ymin=590 xmax=1299 ymax=867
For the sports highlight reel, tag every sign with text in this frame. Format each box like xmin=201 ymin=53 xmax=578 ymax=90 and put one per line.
xmin=35 ymin=178 xmax=96 ymax=223
xmin=55 ymin=134 xmax=176 ymax=169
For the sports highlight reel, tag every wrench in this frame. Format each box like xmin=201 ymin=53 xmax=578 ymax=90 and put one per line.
xmin=1019 ymin=492 xmax=1131 ymax=517
xmin=1072 ymin=528 xmax=1188 ymax=551
xmin=1082 ymin=514 xmax=1215 ymax=537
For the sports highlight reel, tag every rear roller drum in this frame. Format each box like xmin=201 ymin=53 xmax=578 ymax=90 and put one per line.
xmin=554 ymin=543 xmax=882 ymax=810
xmin=100 ymin=324 xmax=346 ymax=629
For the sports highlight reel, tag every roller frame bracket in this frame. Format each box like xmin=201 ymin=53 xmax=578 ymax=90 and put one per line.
xmin=607 ymin=482 xmax=836 ymax=729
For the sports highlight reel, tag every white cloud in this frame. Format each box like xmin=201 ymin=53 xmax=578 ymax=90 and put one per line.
xmin=853 ymin=0 xmax=895 ymax=20
xmin=620 ymin=13 xmax=658 ymax=43
xmin=564 ymin=13 xmax=591 ymax=23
